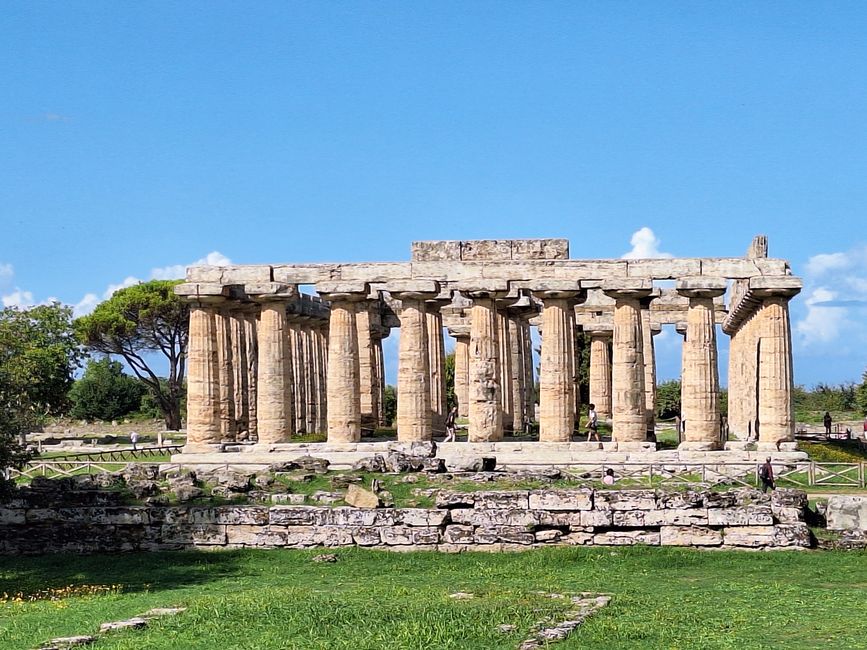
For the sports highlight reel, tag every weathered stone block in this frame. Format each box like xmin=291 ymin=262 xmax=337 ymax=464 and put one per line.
xmin=89 ymin=507 xmax=150 ymax=525
xmin=395 ymin=508 xmax=448 ymax=527
xmin=451 ymin=508 xmax=538 ymax=527
xmin=721 ymin=526 xmax=776 ymax=547
xmin=0 ymin=508 xmax=25 ymax=525
xmin=161 ymin=524 xmax=226 ymax=545
xmin=215 ymin=506 xmax=269 ymax=525
xmin=269 ymin=506 xmax=323 ymax=526
xmin=473 ymin=491 xmax=529 ymax=509
xmin=707 ymin=506 xmax=773 ymax=526
xmin=535 ymin=529 xmax=563 ymax=543
xmin=595 ymin=490 xmax=657 ymax=511
xmin=592 ymin=530 xmax=660 ymax=546
xmin=511 ymin=239 xmax=569 ymax=260
xmin=460 ymin=240 xmax=512 ymax=261
xmin=226 ymin=525 xmax=288 ymax=546
xmin=474 ymin=526 xmax=535 ymax=545
xmin=353 ymin=527 xmax=382 ymax=546
xmin=436 ymin=492 xmax=475 ymax=509
xmin=561 ymin=530 xmax=594 ymax=545
xmin=660 ymin=525 xmax=722 ymax=546
xmin=579 ymin=510 xmax=613 ymax=528
xmin=656 ymin=490 xmax=704 ymax=509
xmin=320 ymin=508 xmax=394 ymax=527
xmin=528 ymin=489 xmax=593 ymax=511
xmin=411 ymin=240 xmax=462 ymax=261
xmin=826 ymin=495 xmax=867 ymax=531
xmin=772 ymin=524 xmax=812 ymax=548
xmin=613 ymin=508 xmax=708 ymax=527
xmin=381 ymin=525 xmax=414 ymax=545
xmin=443 ymin=525 xmax=475 ymax=544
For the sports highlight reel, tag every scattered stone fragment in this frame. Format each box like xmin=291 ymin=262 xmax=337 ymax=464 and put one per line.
xmin=344 ymin=484 xmax=380 ymax=508
xmin=99 ymin=617 xmax=148 ymax=633
xmin=39 ymin=635 xmax=96 ymax=650
xmin=141 ymin=607 xmax=186 ymax=618
xmin=449 ymin=592 xmax=474 ymax=599
xmin=497 ymin=624 xmax=517 ymax=633
xmin=312 ymin=553 xmax=339 ymax=563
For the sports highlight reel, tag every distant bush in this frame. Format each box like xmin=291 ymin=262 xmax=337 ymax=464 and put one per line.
xmin=69 ymin=358 xmax=144 ymax=421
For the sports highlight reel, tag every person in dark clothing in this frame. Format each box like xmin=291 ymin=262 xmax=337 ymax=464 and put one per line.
xmin=443 ymin=405 xmax=458 ymax=442
xmin=759 ymin=457 xmax=775 ymax=493
xmin=823 ymin=411 xmax=833 ymax=436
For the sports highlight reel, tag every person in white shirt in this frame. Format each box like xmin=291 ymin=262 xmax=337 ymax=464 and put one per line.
xmin=586 ymin=404 xmax=600 ymax=442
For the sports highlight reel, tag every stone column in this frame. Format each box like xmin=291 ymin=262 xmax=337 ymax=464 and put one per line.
xmin=426 ymin=306 xmax=447 ymax=435
xmin=214 ymin=308 xmax=236 ymax=441
xmin=287 ymin=321 xmax=305 ymax=434
xmin=743 ymin=313 xmax=760 ymax=440
xmin=320 ymin=287 xmax=366 ymax=443
xmin=640 ymin=305 xmax=657 ymax=436
xmin=243 ymin=310 xmax=259 ymax=441
xmin=466 ymin=288 xmax=505 ymax=442
xmin=588 ymin=329 xmax=612 ymax=420
xmin=496 ymin=309 xmax=514 ymax=433
xmin=507 ymin=316 xmax=526 ymax=432
xmin=677 ymin=278 xmax=726 ymax=450
xmin=373 ymin=332 xmax=386 ymax=427
xmin=356 ymin=304 xmax=378 ymax=430
xmin=185 ymin=301 xmax=221 ymax=448
xmin=303 ymin=323 xmax=317 ymax=433
xmin=315 ymin=324 xmax=329 ymax=433
xmin=452 ymin=331 xmax=470 ymax=418
xmin=675 ymin=321 xmax=687 ymax=441
xmin=535 ymin=288 xmax=583 ymax=442
xmin=392 ymin=282 xmax=439 ymax=441
xmin=604 ymin=282 xmax=653 ymax=444
xmin=756 ymin=287 xmax=799 ymax=448
xmin=229 ymin=309 xmax=249 ymax=438
xmin=521 ymin=320 xmax=535 ymax=425
xmin=253 ymin=290 xmax=296 ymax=445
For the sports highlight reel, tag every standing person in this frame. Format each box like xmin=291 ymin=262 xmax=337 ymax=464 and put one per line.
xmin=586 ymin=403 xmax=600 ymax=442
xmin=759 ymin=457 xmax=775 ymax=493
xmin=443 ymin=405 xmax=458 ymax=442
xmin=130 ymin=430 xmax=139 ymax=451
xmin=823 ymin=411 xmax=833 ymax=436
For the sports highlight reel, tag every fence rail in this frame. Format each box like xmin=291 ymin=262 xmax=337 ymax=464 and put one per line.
xmin=5 ymin=459 xmax=867 ymax=489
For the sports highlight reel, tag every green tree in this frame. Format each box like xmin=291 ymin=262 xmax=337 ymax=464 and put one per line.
xmin=857 ymin=369 xmax=867 ymax=416
xmin=444 ymin=351 xmax=456 ymax=411
xmin=656 ymin=379 xmax=682 ymax=420
xmin=0 ymin=303 xmax=83 ymax=490
xmin=69 ymin=357 xmax=145 ymax=421
xmin=382 ymin=385 xmax=397 ymax=428
xmin=75 ymin=280 xmax=188 ymax=430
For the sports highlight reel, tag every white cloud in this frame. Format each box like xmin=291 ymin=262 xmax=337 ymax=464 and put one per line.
xmin=795 ymin=287 xmax=849 ymax=345
xmin=73 ymin=293 xmax=100 ymax=318
xmin=805 ymin=252 xmax=851 ymax=276
xmin=621 ymin=227 xmax=673 ymax=260
xmin=2 ymin=289 xmax=35 ymax=308
xmin=0 ymin=263 xmax=13 ymax=286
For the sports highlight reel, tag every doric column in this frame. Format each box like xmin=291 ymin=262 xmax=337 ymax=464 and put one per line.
xmin=229 ymin=308 xmax=249 ymax=438
xmin=587 ymin=328 xmax=612 ymax=420
xmin=534 ymin=285 xmax=584 ymax=442
xmin=675 ymin=321 xmax=687 ymax=439
xmin=507 ymin=316 xmax=526 ymax=432
xmin=465 ymin=284 xmax=507 ymax=442
xmin=243 ymin=309 xmax=259 ymax=441
xmin=426 ymin=304 xmax=447 ymax=434
xmin=214 ymin=308 xmax=236 ymax=441
xmin=640 ymin=305 xmax=658 ymax=436
xmin=287 ymin=320 xmax=305 ymax=434
xmin=452 ymin=329 xmax=470 ymax=418
xmin=521 ymin=320 xmax=535 ymax=425
xmin=755 ymin=282 xmax=800 ymax=448
xmin=319 ymin=284 xmax=368 ymax=443
xmin=743 ymin=312 xmax=759 ymax=439
xmin=184 ymin=300 xmax=222 ymax=448
xmin=356 ymin=303 xmax=378 ymax=430
xmin=249 ymin=284 xmax=297 ymax=445
xmin=496 ymin=308 xmax=515 ymax=433
xmin=604 ymin=281 xmax=653 ymax=443
xmin=392 ymin=282 xmax=439 ymax=441
xmin=302 ymin=323 xmax=317 ymax=433
xmin=314 ymin=323 xmax=329 ymax=433
xmin=677 ymin=278 xmax=726 ymax=450
xmin=372 ymin=331 xmax=386 ymax=427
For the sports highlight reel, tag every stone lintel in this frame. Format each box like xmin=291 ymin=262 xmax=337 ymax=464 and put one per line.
xmin=602 ymin=278 xmax=653 ymax=300
xmin=387 ymin=280 xmax=440 ymax=299
xmin=245 ymin=283 xmax=298 ymax=301
xmin=411 ymin=238 xmax=569 ymax=262
xmin=676 ymin=276 xmax=727 ymax=299
xmin=316 ymin=282 xmax=370 ymax=300
xmin=174 ymin=283 xmax=232 ymax=302
xmin=516 ymin=279 xmax=582 ymax=294
xmin=583 ymin=324 xmax=613 ymax=336
xmin=457 ymin=280 xmax=509 ymax=298
xmin=749 ymin=275 xmax=803 ymax=296
xmin=185 ymin=265 xmax=273 ymax=284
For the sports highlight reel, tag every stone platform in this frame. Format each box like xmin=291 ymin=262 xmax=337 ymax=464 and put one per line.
xmin=171 ymin=441 xmax=808 ymax=472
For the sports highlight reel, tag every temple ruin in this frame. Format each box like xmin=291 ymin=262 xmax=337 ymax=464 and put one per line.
xmin=175 ymin=235 xmax=802 ymax=462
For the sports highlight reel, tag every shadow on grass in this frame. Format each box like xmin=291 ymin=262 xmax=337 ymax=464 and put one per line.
xmin=0 ymin=550 xmax=250 ymax=597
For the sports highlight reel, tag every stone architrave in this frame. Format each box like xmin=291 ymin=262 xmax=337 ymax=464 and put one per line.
xmin=214 ymin=309 xmax=236 ymax=441
xmin=252 ymin=289 xmax=297 ymax=445
xmin=452 ymin=331 xmax=470 ymax=418
xmin=465 ymin=284 xmax=507 ymax=442
xmin=185 ymin=302 xmax=221 ymax=447
xmin=496 ymin=309 xmax=514 ymax=433
xmin=677 ymin=278 xmax=726 ymax=450
xmin=534 ymin=285 xmax=584 ymax=442
xmin=356 ymin=304 xmax=378 ymax=430
xmin=604 ymin=281 xmax=653 ymax=443
xmin=319 ymin=285 xmax=367 ymax=443
xmin=392 ymin=282 xmax=439 ymax=441
xmin=755 ymin=284 xmax=800 ymax=447
xmin=426 ymin=306 xmax=447 ymax=435
xmin=588 ymin=329 xmax=612 ymax=420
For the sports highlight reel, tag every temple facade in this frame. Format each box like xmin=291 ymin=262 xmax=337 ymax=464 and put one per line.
xmin=176 ymin=235 xmax=800 ymax=454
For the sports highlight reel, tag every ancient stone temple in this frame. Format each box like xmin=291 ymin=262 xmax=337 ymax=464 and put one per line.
xmin=176 ymin=235 xmax=801 ymax=457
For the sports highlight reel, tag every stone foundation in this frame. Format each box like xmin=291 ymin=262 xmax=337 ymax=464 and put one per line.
xmin=0 ymin=487 xmax=812 ymax=555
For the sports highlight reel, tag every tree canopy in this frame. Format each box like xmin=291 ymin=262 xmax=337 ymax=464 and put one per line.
xmin=0 ymin=303 xmax=82 ymax=487
xmin=75 ymin=280 xmax=188 ymax=430
xmin=69 ymin=357 xmax=145 ymax=422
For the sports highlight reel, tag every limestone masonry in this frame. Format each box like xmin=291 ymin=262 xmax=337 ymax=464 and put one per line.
xmin=175 ymin=235 xmax=801 ymax=459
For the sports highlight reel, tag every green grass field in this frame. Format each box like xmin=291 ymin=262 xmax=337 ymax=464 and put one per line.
xmin=2 ymin=547 xmax=866 ymax=649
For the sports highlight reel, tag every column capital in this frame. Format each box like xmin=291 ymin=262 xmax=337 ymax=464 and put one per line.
xmin=316 ymin=281 xmax=370 ymax=302
xmin=389 ymin=280 xmax=441 ymax=302
xmin=175 ymin=283 xmax=233 ymax=305
xmin=603 ymin=279 xmax=653 ymax=301
xmin=458 ymin=280 xmax=509 ymax=300
xmin=530 ymin=282 xmax=588 ymax=304
xmin=584 ymin=325 xmax=613 ymax=340
xmin=246 ymin=283 xmax=298 ymax=302
xmin=448 ymin=325 xmax=471 ymax=339
xmin=749 ymin=276 xmax=802 ymax=299
xmin=676 ymin=276 xmax=726 ymax=299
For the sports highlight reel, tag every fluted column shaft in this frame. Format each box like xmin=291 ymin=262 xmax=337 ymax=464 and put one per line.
xmin=680 ymin=295 xmax=721 ymax=447
xmin=468 ymin=297 xmax=503 ymax=442
xmin=356 ymin=306 xmax=377 ymax=429
xmin=288 ymin=323 xmax=305 ymax=434
xmin=256 ymin=303 xmax=294 ymax=444
xmin=315 ymin=326 xmax=329 ymax=433
xmin=609 ymin=295 xmax=647 ymax=442
xmin=230 ymin=311 xmax=249 ymax=437
xmin=538 ymin=296 xmax=576 ymax=442
xmin=521 ymin=321 xmax=535 ymax=424
xmin=215 ymin=309 xmax=236 ymax=440
xmin=497 ymin=310 xmax=515 ymax=432
xmin=326 ymin=298 xmax=362 ymax=442
xmin=303 ymin=324 xmax=317 ymax=433
xmin=186 ymin=304 xmax=221 ymax=446
xmin=508 ymin=317 xmax=525 ymax=432
xmin=426 ymin=309 xmax=447 ymax=434
xmin=588 ymin=332 xmax=612 ymax=419
xmin=396 ymin=296 xmax=432 ymax=441
xmin=640 ymin=308 xmax=656 ymax=435
xmin=373 ymin=335 xmax=386 ymax=427
xmin=243 ymin=311 xmax=259 ymax=440
xmin=758 ymin=295 xmax=796 ymax=445
xmin=454 ymin=335 xmax=470 ymax=418
xmin=743 ymin=313 xmax=760 ymax=439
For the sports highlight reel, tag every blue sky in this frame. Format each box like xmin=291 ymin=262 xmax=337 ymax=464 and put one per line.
xmin=2 ymin=2 xmax=867 ymax=387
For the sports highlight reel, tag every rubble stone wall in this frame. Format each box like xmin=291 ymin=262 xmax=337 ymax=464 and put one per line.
xmin=0 ymin=488 xmax=812 ymax=555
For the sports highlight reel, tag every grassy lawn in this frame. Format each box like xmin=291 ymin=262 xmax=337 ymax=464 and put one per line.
xmin=1 ymin=547 xmax=865 ymax=649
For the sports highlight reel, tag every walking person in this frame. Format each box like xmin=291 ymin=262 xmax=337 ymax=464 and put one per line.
xmin=586 ymin=403 xmax=600 ymax=442
xmin=443 ymin=405 xmax=458 ymax=442
xmin=759 ymin=457 xmax=775 ymax=493
xmin=823 ymin=411 xmax=833 ymax=436
xmin=130 ymin=430 xmax=139 ymax=451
